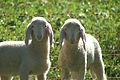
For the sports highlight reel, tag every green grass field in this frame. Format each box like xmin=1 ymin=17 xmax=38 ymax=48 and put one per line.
xmin=0 ymin=0 xmax=120 ymax=79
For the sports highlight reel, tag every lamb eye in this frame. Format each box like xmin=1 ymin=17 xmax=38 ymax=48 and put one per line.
xmin=31 ymin=25 xmax=34 ymax=28
xmin=64 ymin=27 xmax=67 ymax=31
xmin=45 ymin=25 xmax=47 ymax=28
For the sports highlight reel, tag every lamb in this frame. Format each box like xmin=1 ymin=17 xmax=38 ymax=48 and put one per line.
xmin=58 ymin=18 xmax=107 ymax=80
xmin=0 ymin=17 xmax=54 ymax=80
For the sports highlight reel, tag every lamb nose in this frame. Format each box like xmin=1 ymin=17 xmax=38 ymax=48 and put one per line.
xmin=37 ymin=35 xmax=42 ymax=40
xmin=70 ymin=38 xmax=75 ymax=44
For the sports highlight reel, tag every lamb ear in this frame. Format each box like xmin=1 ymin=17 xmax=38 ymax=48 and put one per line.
xmin=80 ymin=29 xmax=86 ymax=50
xmin=46 ymin=23 xmax=54 ymax=48
xmin=25 ymin=23 xmax=33 ymax=45
xmin=60 ymin=27 xmax=65 ymax=49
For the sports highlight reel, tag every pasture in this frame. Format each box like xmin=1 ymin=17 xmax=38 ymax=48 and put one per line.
xmin=0 ymin=0 xmax=120 ymax=79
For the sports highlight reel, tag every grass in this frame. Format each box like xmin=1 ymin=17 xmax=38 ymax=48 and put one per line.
xmin=0 ymin=0 xmax=120 ymax=79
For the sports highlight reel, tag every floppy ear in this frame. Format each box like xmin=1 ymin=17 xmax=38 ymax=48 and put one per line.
xmin=80 ymin=29 xmax=86 ymax=50
xmin=60 ymin=27 xmax=65 ymax=49
xmin=46 ymin=23 xmax=54 ymax=48
xmin=25 ymin=23 xmax=33 ymax=45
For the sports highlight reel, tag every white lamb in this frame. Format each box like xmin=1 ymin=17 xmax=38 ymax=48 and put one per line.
xmin=58 ymin=19 xmax=107 ymax=80
xmin=0 ymin=17 xmax=54 ymax=80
